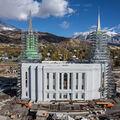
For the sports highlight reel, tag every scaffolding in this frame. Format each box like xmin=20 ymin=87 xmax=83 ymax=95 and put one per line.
xmin=18 ymin=12 xmax=40 ymax=97
xmin=17 ymin=63 xmax=21 ymax=98
xmin=89 ymin=31 xmax=115 ymax=98
xmin=20 ymin=11 xmax=40 ymax=63
xmin=89 ymin=31 xmax=109 ymax=63
xmin=21 ymin=31 xmax=40 ymax=63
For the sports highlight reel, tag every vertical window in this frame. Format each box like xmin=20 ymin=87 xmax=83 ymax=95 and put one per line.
xmin=47 ymin=73 xmax=49 ymax=89
xmin=53 ymin=93 xmax=56 ymax=99
xmin=26 ymin=80 xmax=28 ymax=88
xmin=25 ymin=72 xmax=27 ymax=79
xmin=59 ymin=93 xmax=62 ymax=99
xmin=102 ymin=72 xmax=104 ymax=96
xmin=47 ymin=93 xmax=49 ymax=98
xmin=25 ymin=72 xmax=28 ymax=88
xmin=69 ymin=73 xmax=72 ymax=89
xmin=26 ymin=91 xmax=28 ymax=96
xmin=82 ymin=73 xmax=85 ymax=90
xmin=69 ymin=93 xmax=72 ymax=100
xmin=76 ymin=93 xmax=78 ymax=99
xmin=102 ymin=72 xmax=104 ymax=86
xmin=82 ymin=93 xmax=85 ymax=99
xmin=76 ymin=73 xmax=78 ymax=89
xmin=59 ymin=73 xmax=62 ymax=89
xmin=64 ymin=73 xmax=68 ymax=89
xmin=53 ymin=73 xmax=56 ymax=89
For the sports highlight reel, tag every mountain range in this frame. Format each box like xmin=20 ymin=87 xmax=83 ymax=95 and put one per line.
xmin=0 ymin=20 xmax=120 ymax=46
xmin=73 ymin=30 xmax=120 ymax=44
xmin=0 ymin=20 xmax=89 ymax=48
xmin=0 ymin=21 xmax=19 ymax=31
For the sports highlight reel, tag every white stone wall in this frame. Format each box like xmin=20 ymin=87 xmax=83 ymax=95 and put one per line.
xmin=21 ymin=62 xmax=102 ymax=102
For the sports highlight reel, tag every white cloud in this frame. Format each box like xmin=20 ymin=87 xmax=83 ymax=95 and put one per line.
xmin=60 ymin=21 xmax=69 ymax=29
xmin=0 ymin=0 xmax=39 ymax=20
xmin=0 ymin=0 xmax=74 ymax=20
xmin=68 ymin=8 xmax=74 ymax=14
xmin=89 ymin=25 xmax=97 ymax=29
xmin=38 ymin=0 xmax=74 ymax=18
xmin=102 ymin=27 xmax=117 ymax=32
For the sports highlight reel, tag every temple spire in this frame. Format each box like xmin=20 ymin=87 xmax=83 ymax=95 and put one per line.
xmin=28 ymin=11 xmax=33 ymax=32
xmin=97 ymin=9 xmax=101 ymax=32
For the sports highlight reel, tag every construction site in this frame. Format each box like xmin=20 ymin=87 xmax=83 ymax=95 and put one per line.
xmin=0 ymin=62 xmax=119 ymax=120
xmin=0 ymin=9 xmax=120 ymax=120
xmin=1 ymin=90 xmax=120 ymax=120
xmin=0 ymin=53 xmax=118 ymax=120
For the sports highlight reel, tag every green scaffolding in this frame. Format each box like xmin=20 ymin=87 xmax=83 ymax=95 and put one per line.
xmin=23 ymin=32 xmax=38 ymax=59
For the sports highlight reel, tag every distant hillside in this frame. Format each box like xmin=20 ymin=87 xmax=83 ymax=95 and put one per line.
xmin=0 ymin=20 xmax=89 ymax=47
xmin=0 ymin=30 xmax=21 ymax=44
xmin=0 ymin=30 xmax=89 ymax=48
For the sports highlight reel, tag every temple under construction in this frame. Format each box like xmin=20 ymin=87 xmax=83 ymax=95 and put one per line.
xmin=22 ymin=11 xmax=39 ymax=62
xmin=19 ymin=11 xmax=115 ymax=102
xmin=89 ymin=11 xmax=115 ymax=98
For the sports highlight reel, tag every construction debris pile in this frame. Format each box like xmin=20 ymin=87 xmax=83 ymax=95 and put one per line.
xmin=30 ymin=98 xmax=120 ymax=120
xmin=0 ymin=98 xmax=33 ymax=120
xmin=0 ymin=96 xmax=120 ymax=120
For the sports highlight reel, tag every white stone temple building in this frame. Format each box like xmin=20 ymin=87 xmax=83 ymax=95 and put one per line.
xmin=21 ymin=62 xmax=103 ymax=101
xmin=19 ymin=11 xmax=115 ymax=102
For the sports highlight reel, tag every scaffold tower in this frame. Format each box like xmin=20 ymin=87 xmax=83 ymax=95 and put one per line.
xmin=22 ymin=11 xmax=39 ymax=61
xmin=89 ymin=10 xmax=115 ymax=98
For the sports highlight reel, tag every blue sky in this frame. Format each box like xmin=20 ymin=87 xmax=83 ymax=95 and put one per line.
xmin=0 ymin=0 xmax=120 ymax=37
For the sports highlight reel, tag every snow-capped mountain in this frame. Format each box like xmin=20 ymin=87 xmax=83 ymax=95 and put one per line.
xmin=0 ymin=21 xmax=19 ymax=31
xmin=73 ymin=31 xmax=92 ymax=40
xmin=73 ymin=30 xmax=120 ymax=44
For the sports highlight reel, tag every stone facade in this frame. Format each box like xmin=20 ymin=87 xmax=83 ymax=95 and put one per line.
xmin=21 ymin=62 xmax=105 ymax=102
